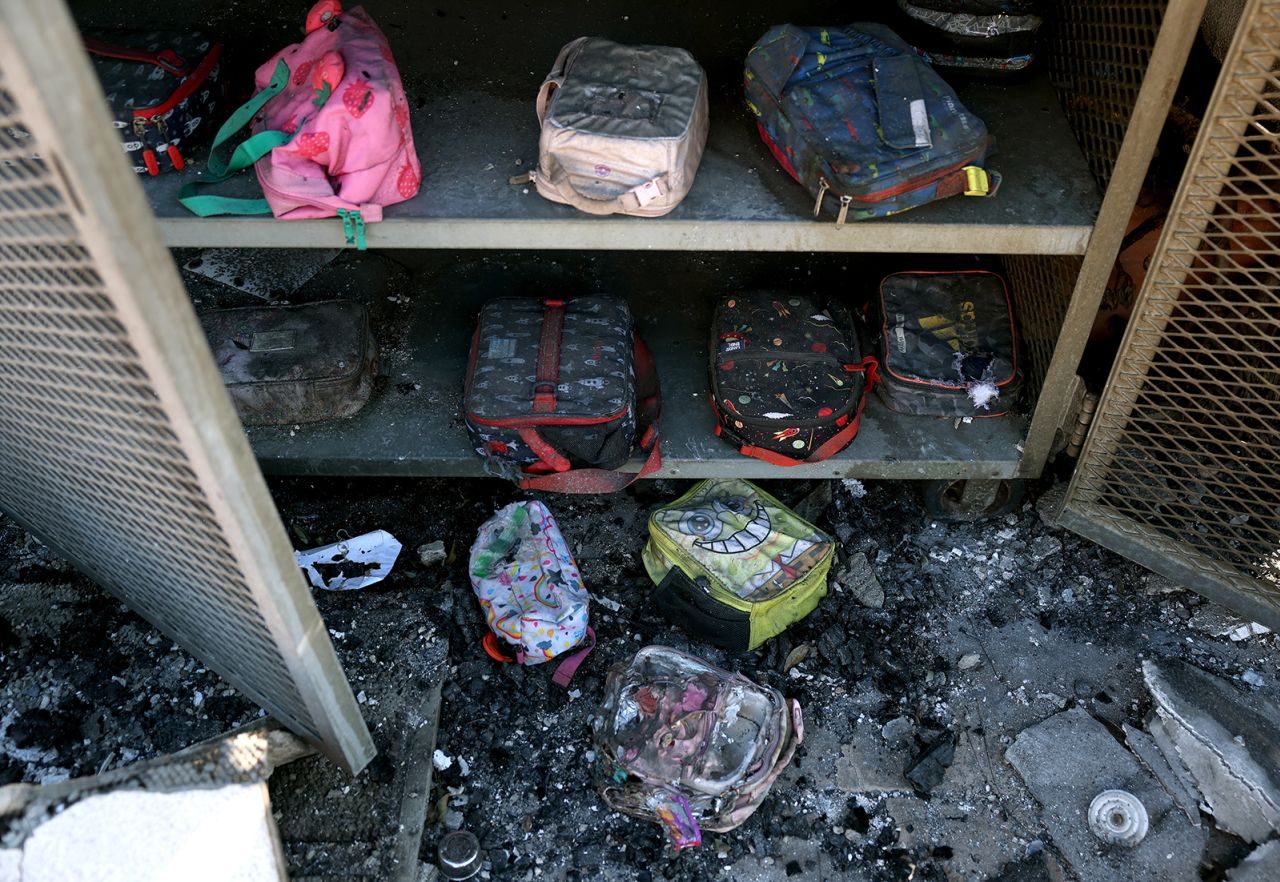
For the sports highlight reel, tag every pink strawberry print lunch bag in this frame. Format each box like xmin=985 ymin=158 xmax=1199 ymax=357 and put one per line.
xmin=180 ymin=0 xmax=421 ymax=248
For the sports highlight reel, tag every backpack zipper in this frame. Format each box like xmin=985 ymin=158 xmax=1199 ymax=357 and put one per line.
xmin=813 ymin=178 xmax=829 ymax=217
xmin=816 ymin=144 xmax=989 ymax=226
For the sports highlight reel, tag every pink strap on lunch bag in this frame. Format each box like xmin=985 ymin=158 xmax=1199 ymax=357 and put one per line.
xmin=179 ymin=2 xmax=420 ymax=247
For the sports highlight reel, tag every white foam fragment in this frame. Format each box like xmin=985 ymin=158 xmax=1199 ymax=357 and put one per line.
xmin=842 ymin=479 xmax=867 ymax=499
xmin=0 ymin=849 xmax=20 ymax=882
xmin=21 ymin=784 xmax=283 ymax=882
xmin=968 ymin=382 xmax=1000 ymax=410
xmin=432 ymin=749 xmax=453 ymax=772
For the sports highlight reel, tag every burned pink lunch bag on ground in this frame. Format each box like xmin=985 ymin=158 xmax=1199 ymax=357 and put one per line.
xmin=179 ymin=0 xmax=420 ymax=248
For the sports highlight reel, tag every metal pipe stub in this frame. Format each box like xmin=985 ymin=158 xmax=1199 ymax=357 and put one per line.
xmin=1088 ymin=789 xmax=1149 ymax=847
xmin=438 ymin=830 xmax=483 ymax=880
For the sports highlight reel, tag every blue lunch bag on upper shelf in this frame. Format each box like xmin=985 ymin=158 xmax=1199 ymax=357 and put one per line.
xmin=744 ymin=23 xmax=1000 ymax=224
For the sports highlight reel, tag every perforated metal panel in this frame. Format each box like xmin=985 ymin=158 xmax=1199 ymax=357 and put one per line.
xmin=1005 ymin=254 xmax=1083 ymax=405
xmin=1062 ymin=0 xmax=1280 ymax=630
xmin=0 ymin=1 xmax=372 ymax=772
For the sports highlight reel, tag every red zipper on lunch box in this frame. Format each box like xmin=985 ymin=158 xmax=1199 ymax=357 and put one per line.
xmin=466 ymin=405 xmax=629 ymax=429
xmin=85 ymin=39 xmax=222 ymax=121
xmin=83 ymin=36 xmax=192 ymax=77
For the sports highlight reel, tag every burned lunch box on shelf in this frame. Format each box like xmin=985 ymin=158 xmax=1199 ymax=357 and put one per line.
xmin=201 ymin=300 xmax=378 ymax=426
xmin=876 ymin=269 xmax=1020 ymax=417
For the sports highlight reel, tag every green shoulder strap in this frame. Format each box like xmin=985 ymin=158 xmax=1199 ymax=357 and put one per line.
xmin=178 ymin=59 xmax=293 ymax=217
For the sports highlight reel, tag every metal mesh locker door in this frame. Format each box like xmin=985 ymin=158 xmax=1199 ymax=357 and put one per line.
xmin=1061 ymin=0 xmax=1280 ymax=631
xmin=0 ymin=1 xmax=373 ymax=772
xmin=1016 ymin=0 xmax=1209 ymax=473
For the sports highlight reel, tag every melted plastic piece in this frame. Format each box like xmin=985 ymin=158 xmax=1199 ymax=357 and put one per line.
xmin=592 ymin=646 xmax=803 ymax=840
xmin=649 ymin=787 xmax=702 ymax=850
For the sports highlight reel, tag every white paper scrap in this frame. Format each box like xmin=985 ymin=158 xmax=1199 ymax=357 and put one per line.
xmin=295 ymin=529 xmax=402 ymax=591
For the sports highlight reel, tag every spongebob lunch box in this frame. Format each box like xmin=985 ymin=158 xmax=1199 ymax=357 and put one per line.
xmin=642 ymin=478 xmax=834 ymax=650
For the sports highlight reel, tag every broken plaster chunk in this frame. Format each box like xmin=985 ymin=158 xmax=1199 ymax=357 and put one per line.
xmin=417 ymin=540 xmax=447 ymax=567
xmin=835 ymin=553 xmax=885 ymax=609
xmin=834 ymin=722 xmax=908 ymax=794
xmin=881 ymin=716 xmax=913 ymax=747
xmin=1230 ymin=622 xmax=1272 ymax=642
xmin=432 ymin=750 xmax=454 ymax=772
xmin=1123 ymin=722 xmax=1201 ymax=826
xmin=1006 ymin=707 xmax=1206 ymax=882
xmin=1027 ymin=535 xmax=1062 ymax=564
xmin=1143 ymin=660 xmax=1280 ymax=844
xmin=1229 ymin=839 xmax=1280 ymax=882
xmin=1190 ymin=606 xmax=1271 ymax=641
xmin=957 ymin=653 xmax=982 ymax=671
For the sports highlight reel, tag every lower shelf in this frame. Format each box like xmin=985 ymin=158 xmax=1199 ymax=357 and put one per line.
xmin=241 ymin=254 xmax=1027 ymax=480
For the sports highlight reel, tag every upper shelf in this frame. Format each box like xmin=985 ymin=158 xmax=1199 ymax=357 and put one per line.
xmin=143 ymin=71 xmax=1100 ymax=254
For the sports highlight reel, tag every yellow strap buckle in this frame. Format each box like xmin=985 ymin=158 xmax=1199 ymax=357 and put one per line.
xmin=963 ymin=166 xmax=991 ymax=197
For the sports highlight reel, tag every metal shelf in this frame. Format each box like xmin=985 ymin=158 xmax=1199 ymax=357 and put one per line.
xmin=66 ymin=0 xmax=1115 ymax=479
xmin=244 ymin=259 xmax=1026 ymax=479
xmin=147 ymin=73 xmax=1099 ymax=255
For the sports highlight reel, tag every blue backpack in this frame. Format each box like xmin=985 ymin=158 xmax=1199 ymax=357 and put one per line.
xmin=744 ymin=23 xmax=1000 ymax=223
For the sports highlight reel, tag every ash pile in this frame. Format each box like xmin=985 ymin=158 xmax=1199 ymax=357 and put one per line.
xmin=1 ymin=476 xmax=1277 ymax=882
xmin=421 ymin=476 xmax=1279 ymax=882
